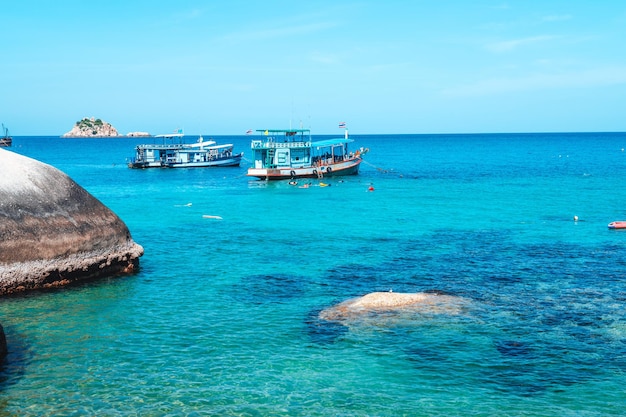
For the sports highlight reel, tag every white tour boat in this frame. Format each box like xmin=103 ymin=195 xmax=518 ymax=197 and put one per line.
xmin=128 ymin=133 xmax=243 ymax=169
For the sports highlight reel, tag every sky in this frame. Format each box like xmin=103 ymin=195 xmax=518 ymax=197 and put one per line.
xmin=2 ymin=1 xmax=626 ymax=135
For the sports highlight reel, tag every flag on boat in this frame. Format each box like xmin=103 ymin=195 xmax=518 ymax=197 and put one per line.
xmin=246 ymin=129 xmax=253 ymax=135
xmin=338 ymin=122 xmax=346 ymax=128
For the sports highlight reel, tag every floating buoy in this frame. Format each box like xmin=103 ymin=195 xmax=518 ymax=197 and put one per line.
xmin=368 ymin=186 xmax=375 ymax=192
xmin=608 ymin=221 xmax=626 ymax=229
xmin=573 ymin=215 xmax=578 ymax=222
xmin=202 ymin=215 xmax=223 ymax=220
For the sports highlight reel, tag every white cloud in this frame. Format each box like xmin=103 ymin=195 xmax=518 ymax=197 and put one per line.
xmin=221 ymin=21 xmax=337 ymax=43
xmin=441 ymin=67 xmax=626 ymax=97
xmin=309 ymin=51 xmax=338 ymax=65
xmin=542 ymin=14 xmax=572 ymax=22
xmin=485 ymin=35 xmax=557 ymax=53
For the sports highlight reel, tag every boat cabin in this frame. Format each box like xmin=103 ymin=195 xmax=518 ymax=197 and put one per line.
xmin=250 ymin=129 xmax=354 ymax=170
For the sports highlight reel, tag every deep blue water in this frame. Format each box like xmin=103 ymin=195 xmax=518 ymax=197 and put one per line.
xmin=1 ymin=132 xmax=626 ymax=416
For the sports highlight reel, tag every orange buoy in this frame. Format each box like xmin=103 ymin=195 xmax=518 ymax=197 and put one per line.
xmin=608 ymin=221 xmax=626 ymax=229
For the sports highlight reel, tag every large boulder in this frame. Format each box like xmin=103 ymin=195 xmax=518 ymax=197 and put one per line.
xmin=319 ymin=291 xmax=468 ymax=322
xmin=0 ymin=149 xmax=143 ymax=295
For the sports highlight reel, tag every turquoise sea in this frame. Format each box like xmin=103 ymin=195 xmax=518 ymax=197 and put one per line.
xmin=1 ymin=132 xmax=626 ymax=416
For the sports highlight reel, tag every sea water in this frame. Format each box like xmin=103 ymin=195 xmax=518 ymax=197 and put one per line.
xmin=1 ymin=133 xmax=625 ymax=416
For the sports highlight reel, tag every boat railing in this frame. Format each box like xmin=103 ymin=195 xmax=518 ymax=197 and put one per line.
xmin=136 ymin=143 xmax=186 ymax=150
xmin=251 ymin=140 xmax=310 ymax=149
xmin=311 ymin=152 xmax=362 ymax=167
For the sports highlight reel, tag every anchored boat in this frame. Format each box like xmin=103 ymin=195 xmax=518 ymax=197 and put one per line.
xmin=0 ymin=124 xmax=12 ymax=147
xmin=128 ymin=133 xmax=243 ymax=168
xmin=247 ymin=128 xmax=367 ymax=180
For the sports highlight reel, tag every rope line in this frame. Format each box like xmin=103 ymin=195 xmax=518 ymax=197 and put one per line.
xmin=362 ymin=160 xmax=397 ymax=174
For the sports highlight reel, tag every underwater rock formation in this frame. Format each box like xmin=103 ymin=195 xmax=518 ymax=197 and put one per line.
xmin=0 ymin=149 xmax=143 ymax=295
xmin=0 ymin=324 xmax=6 ymax=359
xmin=319 ymin=291 xmax=468 ymax=321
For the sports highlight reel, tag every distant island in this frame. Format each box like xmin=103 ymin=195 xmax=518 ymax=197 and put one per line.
xmin=62 ymin=118 xmax=152 ymax=138
xmin=62 ymin=117 xmax=152 ymax=138
xmin=62 ymin=117 xmax=120 ymax=138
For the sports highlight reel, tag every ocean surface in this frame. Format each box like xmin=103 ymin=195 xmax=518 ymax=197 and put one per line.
xmin=1 ymin=132 xmax=626 ymax=416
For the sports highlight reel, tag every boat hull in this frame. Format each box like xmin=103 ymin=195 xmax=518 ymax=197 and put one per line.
xmin=128 ymin=161 xmax=163 ymax=169
xmin=247 ymin=158 xmax=361 ymax=180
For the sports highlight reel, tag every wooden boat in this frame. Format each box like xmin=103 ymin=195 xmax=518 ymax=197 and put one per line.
xmin=608 ymin=221 xmax=626 ymax=229
xmin=0 ymin=124 xmax=12 ymax=147
xmin=128 ymin=133 xmax=243 ymax=169
xmin=247 ymin=128 xmax=367 ymax=180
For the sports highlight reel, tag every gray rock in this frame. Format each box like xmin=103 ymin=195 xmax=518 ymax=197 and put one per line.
xmin=0 ymin=149 xmax=143 ymax=295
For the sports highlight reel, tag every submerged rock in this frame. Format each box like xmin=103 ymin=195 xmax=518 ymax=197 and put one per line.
xmin=0 ymin=149 xmax=143 ymax=295
xmin=0 ymin=324 xmax=6 ymax=359
xmin=319 ymin=291 xmax=468 ymax=322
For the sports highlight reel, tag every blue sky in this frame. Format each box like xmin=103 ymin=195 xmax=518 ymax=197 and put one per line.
xmin=3 ymin=1 xmax=626 ymax=135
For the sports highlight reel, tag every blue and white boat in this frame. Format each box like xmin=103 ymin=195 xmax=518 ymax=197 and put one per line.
xmin=128 ymin=133 xmax=243 ymax=169
xmin=247 ymin=128 xmax=367 ymax=180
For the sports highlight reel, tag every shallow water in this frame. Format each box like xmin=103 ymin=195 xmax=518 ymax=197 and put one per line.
xmin=1 ymin=132 xmax=626 ymax=416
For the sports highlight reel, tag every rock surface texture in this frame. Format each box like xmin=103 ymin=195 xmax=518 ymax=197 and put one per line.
xmin=319 ymin=291 xmax=468 ymax=321
xmin=0 ymin=149 xmax=143 ymax=295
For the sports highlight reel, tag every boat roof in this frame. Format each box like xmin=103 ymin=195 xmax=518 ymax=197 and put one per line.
xmin=187 ymin=140 xmax=217 ymax=147
xmin=180 ymin=143 xmax=232 ymax=151
xmin=208 ymin=144 xmax=234 ymax=149
xmin=256 ymin=129 xmax=310 ymax=134
xmin=154 ymin=133 xmax=184 ymax=138
xmin=312 ymin=138 xmax=354 ymax=147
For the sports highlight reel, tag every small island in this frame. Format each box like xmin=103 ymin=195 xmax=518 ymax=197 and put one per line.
xmin=126 ymin=131 xmax=151 ymax=137
xmin=62 ymin=117 xmax=120 ymax=138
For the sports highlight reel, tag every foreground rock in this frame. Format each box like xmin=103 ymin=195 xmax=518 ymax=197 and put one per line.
xmin=62 ymin=117 xmax=120 ymax=137
xmin=0 ymin=149 xmax=143 ymax=295
xmin=319 ymin=291 xmax=468 ymax=322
